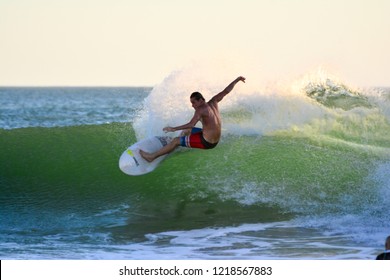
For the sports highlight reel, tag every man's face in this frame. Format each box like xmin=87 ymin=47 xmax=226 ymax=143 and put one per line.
xmin=190 ymin=98 xmax=203 ymax=109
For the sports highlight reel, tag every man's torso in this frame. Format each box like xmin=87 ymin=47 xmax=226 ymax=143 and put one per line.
xmin=197 ymin=101 xmax=221 ymax=144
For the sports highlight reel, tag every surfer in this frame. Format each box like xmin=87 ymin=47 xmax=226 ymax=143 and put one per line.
xmin=140 ymin=76 xmax=246 ymax=162
xmin=376 ymin=235 xmax=390 ymax=260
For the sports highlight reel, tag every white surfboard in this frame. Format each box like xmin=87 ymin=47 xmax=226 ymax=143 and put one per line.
xmin=119 ymin=136 xmax=173 ymax=176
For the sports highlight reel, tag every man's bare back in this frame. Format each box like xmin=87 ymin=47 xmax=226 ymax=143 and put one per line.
xmin=195 ymin=100 xmax=221 ymax=144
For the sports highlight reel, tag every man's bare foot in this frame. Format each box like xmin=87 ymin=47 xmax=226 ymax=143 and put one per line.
xmin=139 ymin=150 xmax=154 ymax=162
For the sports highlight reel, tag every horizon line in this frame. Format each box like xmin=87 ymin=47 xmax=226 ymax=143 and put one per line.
xmin=0 ymin=85 xmax=155 ymax=88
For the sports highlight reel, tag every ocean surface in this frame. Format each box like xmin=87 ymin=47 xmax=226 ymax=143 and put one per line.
xmin=1 ymin=70 xmax=389 ymax=259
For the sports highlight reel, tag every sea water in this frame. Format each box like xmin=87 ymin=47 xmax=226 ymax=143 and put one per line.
xmin=1 ymin=68 xmax=389 ymax=259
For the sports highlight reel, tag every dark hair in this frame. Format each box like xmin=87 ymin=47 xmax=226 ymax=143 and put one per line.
xmin=190 ymin=91 xmax=205 ymax=101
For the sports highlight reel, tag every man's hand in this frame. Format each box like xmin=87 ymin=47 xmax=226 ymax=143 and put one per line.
xmin=237 ymin=76 xmax=246 ymax=83
xmin=179 ymin=129 xmax=191 ymax=136
xmin=163 ymin=126 xmax=175 ymax=133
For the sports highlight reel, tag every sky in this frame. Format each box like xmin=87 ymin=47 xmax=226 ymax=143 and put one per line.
xmin=0 ymin=0 xmax=389 ymax=87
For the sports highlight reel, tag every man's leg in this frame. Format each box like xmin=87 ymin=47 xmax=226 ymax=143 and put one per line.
xmin=140 ymin=137 xmax=180 ymax=162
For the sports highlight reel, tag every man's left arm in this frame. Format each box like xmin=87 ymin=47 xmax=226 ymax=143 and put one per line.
xmin=210 ymin=76 xmax=246 ymax=103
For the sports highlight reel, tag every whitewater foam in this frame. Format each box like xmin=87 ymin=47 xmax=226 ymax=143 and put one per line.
xmin=126 ymin=221 xmax=377 ymax=260
xmin=133 ymin=65 xmax=332 ymax=139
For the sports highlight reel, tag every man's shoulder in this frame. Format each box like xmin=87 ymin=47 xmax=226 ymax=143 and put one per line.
xmin=206 ymin=98 xmax=218 ymax=108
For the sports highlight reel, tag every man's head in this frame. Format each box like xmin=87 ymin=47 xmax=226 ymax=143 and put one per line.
xmin=190 ymin=92 xmax=205 ymax=109
xmin=190 ymin=92 xmax=205 ymax=101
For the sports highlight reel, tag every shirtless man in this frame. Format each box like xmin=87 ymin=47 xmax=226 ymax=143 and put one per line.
xmin=140 ymin=76 xmax=246 ymax=162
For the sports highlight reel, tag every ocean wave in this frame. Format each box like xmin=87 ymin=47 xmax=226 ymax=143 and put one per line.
xmin=1 ymin=67 xmax=390 ymax=259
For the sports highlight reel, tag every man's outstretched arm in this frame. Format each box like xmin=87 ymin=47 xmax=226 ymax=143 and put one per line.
xmin=163 ymin=110 xmax=201 ymax=133
xmin=210 ymin=76 xmax=246 ymax=103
